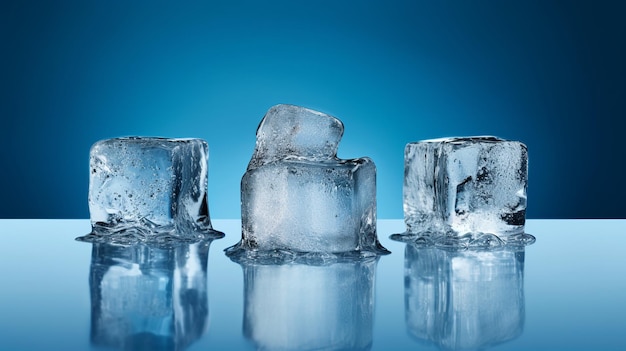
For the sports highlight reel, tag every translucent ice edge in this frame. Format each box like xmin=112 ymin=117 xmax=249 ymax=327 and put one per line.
xmin=417 ymin=135 xmax=504 ymax=144
xmin=389 ymin=231 xmax=535 ymax=250
xmin=224 ymin=241 xmax=390 ymax=265
xmin=76 ymin=221 xmax=224 ymax=246
xmin=77 ymin=236 xmax=217 ymax=251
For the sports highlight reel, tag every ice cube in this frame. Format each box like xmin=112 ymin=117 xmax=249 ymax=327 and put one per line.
xmin=402 ymin=136 xmax=528 ymax=241
xmin=248 ymin=104 xmax=344 ymax=168
xmin=404 ymin=245 xmax=525 ymax=350
xmin=89 ymin=241 xmax=211 ymax=350
xmin=229 ymin=104 xmax=388 ymax=257
xmin=241 ymin=159 xmax=377 ymax=253
xmin=87 ymin=137 xmax=221 ymax=241
xmin=239 ymin=258 xmax=377 ymax=351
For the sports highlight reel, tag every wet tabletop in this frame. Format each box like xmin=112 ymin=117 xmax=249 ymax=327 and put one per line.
xmin=1 ymin=219 xmax=625 ymax=351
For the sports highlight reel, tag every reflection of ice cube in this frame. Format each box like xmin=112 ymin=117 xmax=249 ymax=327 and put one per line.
xmin=232 ymin=104 xmax=388 ymax=257
xmin=89 ymin=241 xmax=211 ymax=351
xmin=88 ymin=137 xmax=220 ymax=240
xmin=240 ymin=259 xmax=378 ymax=351
xmin=403 ymin=137 xmax=528 ymax=239
xmin=405 ymin=245 xmax=525 ymax=350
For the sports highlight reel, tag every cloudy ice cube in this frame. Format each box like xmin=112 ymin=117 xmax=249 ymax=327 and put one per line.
xmin=232 ymin=104 xmax=388 ymax=256
xmin=242 ymin=159 xmax=377 ymax=253
xmin=240 ymin=259 xmax=377 ymax=351
xmin=404 ymin=245 xmax=525 ymax=350
xmin=247 ymin=104 xmax=344 ymax=168
xmin=402 ymin=137 xmax=528 ymax=240
xmin=89 ymin=241 xmax=211 ymax=350
xmin=88 ymin=137 xmax=219 ymax=240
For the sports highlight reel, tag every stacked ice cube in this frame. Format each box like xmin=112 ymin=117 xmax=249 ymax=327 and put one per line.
xmin=401 ymin=136 xmax=528 ymax=243
xmin=87 ymin=137 xmax=220 ymax=241
xmin=233 ymin=104 xmax=388 ymax=256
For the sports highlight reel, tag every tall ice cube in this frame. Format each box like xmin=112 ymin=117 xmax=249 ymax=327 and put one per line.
xmin=403 ymin=136 xmax=528 ymax=240
xmin=88 ymin=137 xmax=218 ymax=240
xmin=231 ymin=104 xmax=388 ymax=256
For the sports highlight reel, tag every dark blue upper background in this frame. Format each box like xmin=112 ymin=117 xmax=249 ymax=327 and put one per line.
xmin=1 ymin=0 xmax=625 ymax=219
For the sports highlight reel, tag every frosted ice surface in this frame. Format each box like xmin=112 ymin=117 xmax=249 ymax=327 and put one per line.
xmin=405 ymin=245 xmax=525 ymax=350
xmin=229 ymin=104 xmax=388 ymax=258
xmin=400 ymin=136 xmax=529 ymax=244
xmin=248 ymin=104 xmax=344 ymax=168
xmin=85 ymin=137 xmax=222 ymax=242
xmin=240 ymin=259 xmax=377 ymax=350
xmin=89 ymin=241 xmax=211 ymax=350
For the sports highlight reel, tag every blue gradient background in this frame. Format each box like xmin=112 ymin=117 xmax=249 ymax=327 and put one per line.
xmin=2 ymin=0 xmax=625 ymax=219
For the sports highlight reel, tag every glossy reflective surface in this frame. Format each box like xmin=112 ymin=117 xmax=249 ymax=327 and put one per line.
xmin=89 ymin=241 xmax=211 ymax=350
xmin=0 ymin=220 xmax=625 ymax=350
xmin=404 ymin=245 xmax=525 ymax=350
xmin=239 ymin=258 xmax=377 ymax=350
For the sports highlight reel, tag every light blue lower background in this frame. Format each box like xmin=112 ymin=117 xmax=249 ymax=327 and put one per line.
xmin=1 ymin=219 xmax=625 ymax=350
xmin=2 ymin=1 xmax=625 ymax=219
